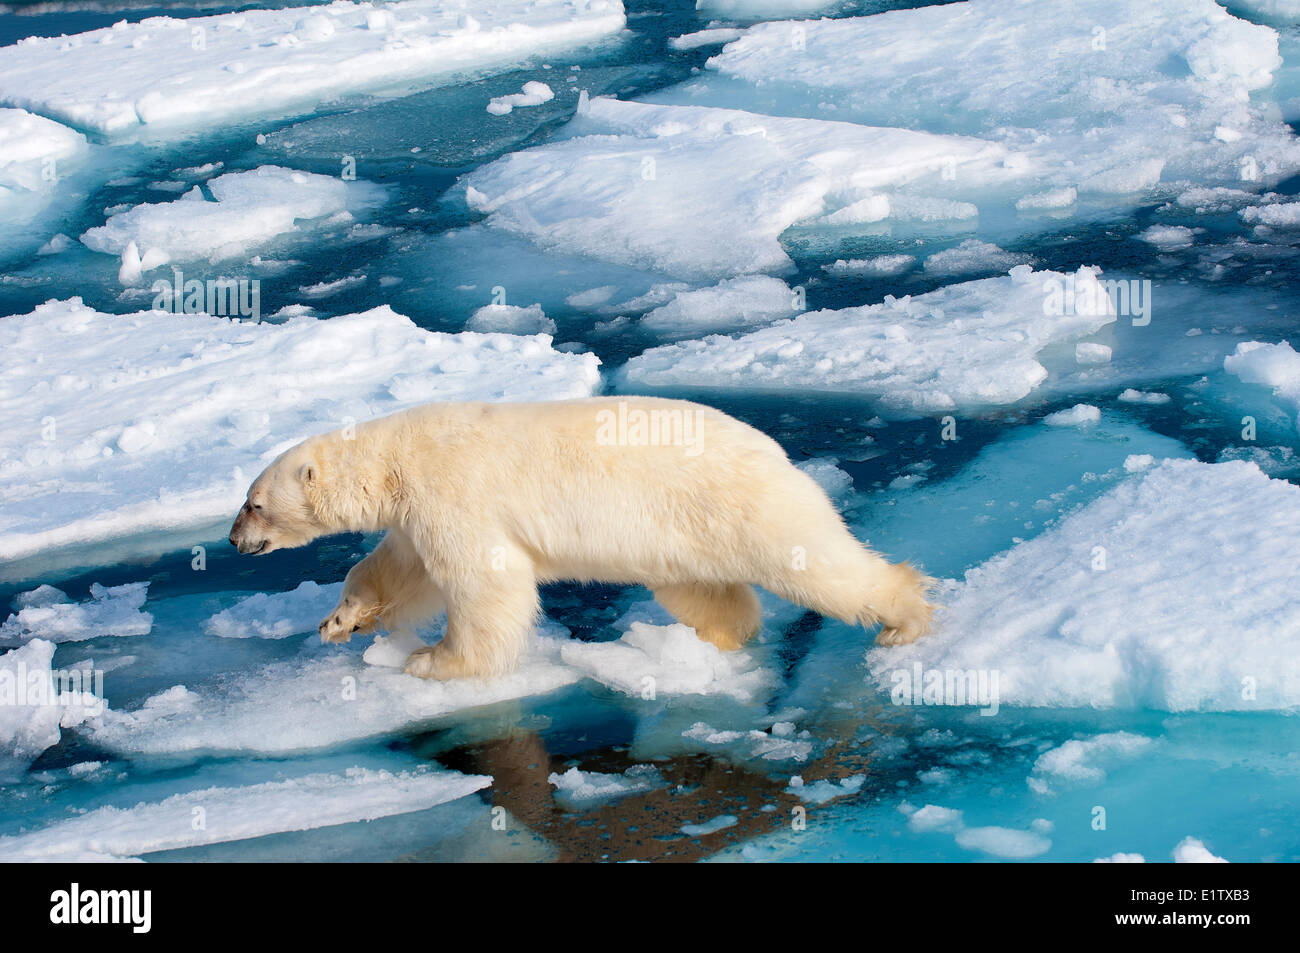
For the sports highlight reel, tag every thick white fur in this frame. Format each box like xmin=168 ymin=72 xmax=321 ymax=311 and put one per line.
xmin=230 ymin=397 xmax=933 ymax=679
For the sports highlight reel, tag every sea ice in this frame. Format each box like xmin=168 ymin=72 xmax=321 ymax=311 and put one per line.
xmin=0 ymin=0 xmax=627 ymax=137
xmin=0 ymin=765 xmax=490 ymax=861
xmin=622 ymin=266 xmax=1116 ymax=415
xmin=701 ymin=0 xmax=1300 ymax=205
xmin=80 ymin=166 xmax=380 ymax=278
xmin=869 ymin=459 xmax=1300 ymax=711
xmin=456 ymin=95 xmax=1006 ymax=280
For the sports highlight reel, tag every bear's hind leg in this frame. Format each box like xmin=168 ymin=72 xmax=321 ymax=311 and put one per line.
xmin=653 ymin=582 xmax=762 ymax=651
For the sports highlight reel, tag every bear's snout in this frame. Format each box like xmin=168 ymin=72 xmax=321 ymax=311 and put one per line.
xmin=228 ymin=503 xmax=269 ymax=555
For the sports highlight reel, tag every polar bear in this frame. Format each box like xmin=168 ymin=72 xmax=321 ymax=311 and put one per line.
xmin=228 ymin=397 xmax=932 ymax=679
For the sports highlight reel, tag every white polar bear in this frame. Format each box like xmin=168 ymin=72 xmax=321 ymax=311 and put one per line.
xmin=228 ymin=397 xmax=932 ymax=679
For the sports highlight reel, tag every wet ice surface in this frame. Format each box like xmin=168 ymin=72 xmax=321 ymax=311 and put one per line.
xmin=2 ymin=0 xmax=1300 ymax=862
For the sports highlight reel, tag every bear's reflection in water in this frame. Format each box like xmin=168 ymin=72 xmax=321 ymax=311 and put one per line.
xmin=430 ymin=722 xmax=884 ymax=863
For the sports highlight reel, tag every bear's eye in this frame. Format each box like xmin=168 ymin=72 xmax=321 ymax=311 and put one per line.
xmin=252 ymin=503 xmax=263 ymax=512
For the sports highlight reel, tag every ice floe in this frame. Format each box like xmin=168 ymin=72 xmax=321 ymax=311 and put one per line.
xmin=869 ymin=459 xmax=1300 ymax=711
xmin=622 ymin=266 xmax=1117 ymax=415
xmin=80 ymin=166 xmax=381 ymax=280
xmin=456 ymin=94 xmax=1006 ymax=280
xmin=0 ymin=765 xmax=490 ymax=861
xmin=701 ymin=0 xmax=1300 ymax=204
xmin=638 ymin=275 xmax=798 ymax=337
xmin=0 ymin=0 xmax=627 ymax=137
xmin=0 ymin=299 xmax=600 ymax=567
xmin=87 ymin=626 xmax=581 ymax=757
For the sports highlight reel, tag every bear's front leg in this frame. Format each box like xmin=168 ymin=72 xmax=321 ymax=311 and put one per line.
xmin=402 ymin=560 xmax=539 ymax=680
xmin=318 ymin=592 xmax=383 ymax=644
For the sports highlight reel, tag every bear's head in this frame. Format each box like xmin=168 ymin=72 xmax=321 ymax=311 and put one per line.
xmin=228 ymin=438 xmax=325 ymax=556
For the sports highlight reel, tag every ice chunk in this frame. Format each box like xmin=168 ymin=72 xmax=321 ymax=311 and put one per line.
xmin=1173 ymin=836 xmax=1228 ymax=863
xmin=1138 ymin=224 xmax=1196 ymax=249
xmin=622 ymin=266 xmax=1117 ymax=415
xmin=955 ymin=825 xmax=1052 ymax=859
xmin=80 ymin=166 xmax=374 ymax=275
xmin=785 ymin=774 xmax=864 ymax=804
xmin=0 ymin=0 xmax=627 ymax=137
xmin=0 ymin=299 xmax=600 ymax=567
xmin=465 ymin=302 xmax=556 ymax=335
xmin=704 ymin=0 xmax=1300 ymax=202
xmin=0 ymin=765 xmax=490 ymax=861
xmin=668 ymin=29 xmax=744 ymax=51
xmin=821 ymin=255 xmax=915 ymax=277
xmin=203 ymin=581 xmax=342 ymax=640
xmin=681 ymin=720 xmax=814 ymax=762
xmin=547 ymin=764 xmax=665 ymax=808
xmin=902 ymin=803 xmax=965 ymax=833
xmin=1042 ymin=404 xmax=1101 ymax=427
xmin=457 ymin=96 xmax=1005 ymax=279
xmin=869 ymin=459 xmax=1300 ymax=711
xmin=561 ymin=623 xmax=776 ymax=702
xmin=1027 ymin=732 xmax=1153 ymax=793
xmin=1224 ymin=340 xmax=1300 ymax=430
xmin=487 ymin=81 xmax=555 ymax=116
xmin=1118 ymin=388 xmax=1171 ymax=404
xmin=0 ymin=108 xmax=88 ymax=228
xmin=0 ymin=640 xmax=64 ymax=781
xmin=639 ymin=275 xmax=798 ymax=338
xmin=1075 ymin=343 xmax=1112 ymax=365
xmin=1 ymin=582 xmax=152 ymax=646
xmin=0 ymin=640 xmax=105 ymax=781
xmin=922 ymin=240 xmax=1032 ymax=276
xmin=1240 ymin=201 xmax=1300 ymax=226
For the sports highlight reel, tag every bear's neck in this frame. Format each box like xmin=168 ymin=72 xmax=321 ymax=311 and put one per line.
xmin=313 ymin=433 xmax=401 ymax=534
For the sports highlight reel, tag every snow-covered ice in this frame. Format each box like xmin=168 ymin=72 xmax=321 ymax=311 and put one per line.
xmin=0 ymin=299 xmax=599 ymax=567
xmin=87 ymin=626 xmax=580 ymax=757
xmin=80 ymin=166 xmax=379 ymax=278
xmin=870 ymin=459 xmax=1300 ymax=711
xmin=0 ymin=0 xmax=627 ymax=137
xmin=701 ymin=0 xmax=1300 ymax=203
xmin=638 ymin=275 xmax=798 ymax=337
xmin=0 ymin=108 xmax=87 ymax=230
xmin=457 ymin=95 xmax=1006 ymax=279
xmin=623 ymin=266 xmax=1117 ymax=415
xmin=0 ymin=765 xmax=490 ymax=861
